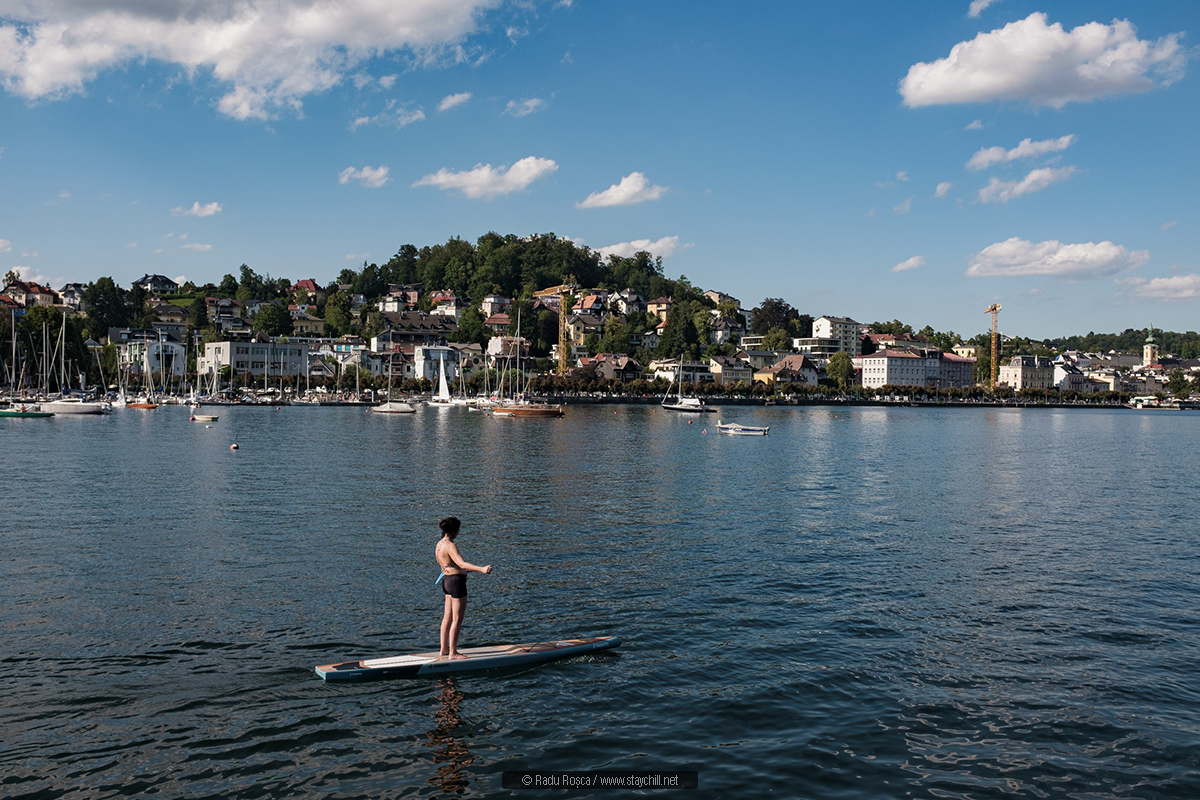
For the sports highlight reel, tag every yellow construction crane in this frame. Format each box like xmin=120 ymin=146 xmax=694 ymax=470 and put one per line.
xmin=532 ymin=278 xmax=580 ymax=375
xmin=984 ymin=303 xmax=1001 ymax=390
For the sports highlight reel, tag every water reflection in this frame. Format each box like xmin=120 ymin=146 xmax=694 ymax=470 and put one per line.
xmin=426 ymin=678 xmax=474 ymax=798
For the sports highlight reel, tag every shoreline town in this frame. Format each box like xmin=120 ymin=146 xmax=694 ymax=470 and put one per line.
xmin=4 ymin=261 xmax=1199 ymax=416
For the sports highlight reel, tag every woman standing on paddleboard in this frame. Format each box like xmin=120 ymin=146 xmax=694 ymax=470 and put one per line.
xmin=436 ymin=516 xmax=492 ymax=659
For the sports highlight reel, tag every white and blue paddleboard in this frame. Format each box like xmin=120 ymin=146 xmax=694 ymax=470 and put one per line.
xmin=315 ymin=636 xmax=622 ymax=681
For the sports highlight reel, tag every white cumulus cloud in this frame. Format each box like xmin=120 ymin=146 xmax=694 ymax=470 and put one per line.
xmin=597 ymin=236 xmax=685 ymax=260
xmin=968 ymin=0 xmax=1001 ymax=18
xmin=966 ymin=135 xmax=1076 ymax=171
xmin=7 ymin=265 xmax=50 ymax=284
xmin=0 ymin=238 xmax=11 ymax=252
xmin=0 ymin=0 xmax=502 ymax=120
xmin=977 ymin=166 xmax=1077 ymax=203
xmin=965 ymin=119 xmax=984 ymax=130
xmin=966 ymin=237 xmax=1148 ymax=279
xmin=438 ymin=92 xmax=472 ymax=112
xmin=892 ymin=255 xmax=926 ymax=273
xmin=339 ymin=165 xmax=391 ymax=188
xmin=893 ymin=196 xmax=914 ymax=214
xmin=1127 ymin=274 xmax=1200 ymax=301
xmin=182 ymin=243 xmax=212 ymax=252
xmin=413 ymin=156 xmax=557 ymax=199
xmin=173 ymin=201 xmax=222 ymax=217
xmin=504 ymin=97 xmax=544 ymax=117
xmin=577 ymin=172 xmax=667 ymax=208
xmin=934 ymin=181 xmax=953 ymax=198
xmin=350 ymin=101 xmax=425 ymax=130
xmin=900 ymin=13 xmax=1187 ymax=108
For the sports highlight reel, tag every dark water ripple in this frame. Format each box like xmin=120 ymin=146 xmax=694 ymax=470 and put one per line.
xmin=3 ymin=405 xmax=1199 ymax=798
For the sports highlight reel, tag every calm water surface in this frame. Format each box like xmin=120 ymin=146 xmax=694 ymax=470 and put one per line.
xmin=2 ymin=404 xmax=1198 ymax=798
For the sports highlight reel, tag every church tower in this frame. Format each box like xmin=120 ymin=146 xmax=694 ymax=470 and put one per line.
xmin=1143 ymin=324 xmax=1159 ymax=367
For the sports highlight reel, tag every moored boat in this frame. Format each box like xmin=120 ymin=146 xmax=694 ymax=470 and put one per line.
xmin=0 ymin=404 xmax=54 ymax=418
xmin=662 ymin=356 xmax=717 ymax=413
xmin=492 ymin=402 xmax=563 ymax=417
xmin=371 ymin=400 xmax=416 ymax=413
xmin=717 ymin=420 xmax=769 ymax=436
xmin=41 ymin=397 xmax=111 ymax=415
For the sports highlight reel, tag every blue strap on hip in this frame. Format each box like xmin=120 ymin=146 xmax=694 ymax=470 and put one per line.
xmin=435 ymin=572 xmax=445 ymax=587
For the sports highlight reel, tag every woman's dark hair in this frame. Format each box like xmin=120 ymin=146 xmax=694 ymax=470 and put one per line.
xmin=439 ymin=516 xmax=461 ymax=536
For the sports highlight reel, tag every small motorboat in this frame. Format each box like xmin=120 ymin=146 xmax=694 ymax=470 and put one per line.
xmin=717 ymin=420 xmax=769 ymax=436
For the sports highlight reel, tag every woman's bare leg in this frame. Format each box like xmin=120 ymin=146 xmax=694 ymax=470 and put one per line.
xmin=448 ymin=596 xmax=468 ymax=658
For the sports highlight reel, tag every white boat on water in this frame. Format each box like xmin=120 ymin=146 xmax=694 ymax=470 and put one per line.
xmin=662 ymin=358 xmax=716 ymax=413
xmin=41 ymin=397 xmax=111 ymax=415
xmin=426 ymin=353 xmax=455 ymax=407
xmin=371 ymin=400 xmax=416 ymax=413
xmin=717 ymin=420 xmax=769 ymax=436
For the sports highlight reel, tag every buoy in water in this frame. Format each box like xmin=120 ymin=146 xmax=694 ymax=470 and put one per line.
xmin=230 ymin=443 xmax=239 ymax=450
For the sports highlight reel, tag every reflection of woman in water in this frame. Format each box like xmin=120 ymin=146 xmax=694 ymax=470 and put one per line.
xmin=435 ymin=516 xmax=492 ymax=659
xmin=427 ymin=678 xmax=472 ymax=797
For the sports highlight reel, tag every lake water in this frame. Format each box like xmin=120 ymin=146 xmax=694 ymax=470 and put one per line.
xmin=2 ymin=404 xmax=1198 ymax=799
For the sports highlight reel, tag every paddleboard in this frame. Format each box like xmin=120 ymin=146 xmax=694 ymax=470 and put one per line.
xmin=315 ymin=635 xmax=621 ymax=681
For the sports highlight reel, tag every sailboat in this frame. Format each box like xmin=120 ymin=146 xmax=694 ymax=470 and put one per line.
xmin=661 ymin=357 xmax=715 ymax=413
xmin=127 ymin=338 xmax=158 ymax=408
xmin=491 ymin=323 xmax=562 ymax=418
xmin=40 ymin=315 xmax=110 ymax=414
xmin=372 ymin=351 xmax=415 ymax=413
xmin=426 ymin=349 xmax=454 ymax=407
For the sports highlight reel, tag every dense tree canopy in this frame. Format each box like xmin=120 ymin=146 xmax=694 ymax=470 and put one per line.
xmin=750 ymin=298 xmax=800 ymax=336
xmin=81 ymin=277 xmax=129 ymax=340
xmin=252 ymin=302 xmax=294 ymax=337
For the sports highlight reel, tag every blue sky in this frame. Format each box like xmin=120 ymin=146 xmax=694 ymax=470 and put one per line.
xmin=1 ymin=0 xmax=1197 ymax=340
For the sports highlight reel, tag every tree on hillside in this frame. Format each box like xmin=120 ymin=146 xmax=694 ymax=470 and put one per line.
xmin=381 ymin=244 xmax=419 ymax=286
xmin=253 ymin=302 xmax=293 ymax=337
xmin=762 ymin=328 xmax=791 ymax=350
xmin=217 ymin=274 xmax=239 ymax=296
xmin=750 ymin=298 xmax=799 ymax=335
xmin=189 ymin=296 xmax=209 ymax=329
xmin=453 ymin=306 xmax=488 ymax=347
xmin=657 ymin=304 xmax=700 ymax=359
xmin=353 ymin=263 xmax=387 ymax=300
xmin=871 ymin=319 xmax=913 ymax=336
xmin=1168 ymin=369 xmax=1191 ymax=399
xmin=323 ymin=291 xmax=352 ymax=337
xmin=827 ymin=351 xmax=855 ymax=391
xmin=81 ymin=277 xmax=129 ymax=340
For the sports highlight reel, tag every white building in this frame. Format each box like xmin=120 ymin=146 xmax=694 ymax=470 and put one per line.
xmin=859 ymin=349 xmax=941 ymax=389
xmin=858 ymin=349 xmax=976 ymax=389
xmin=121 ymin=337 xmax=187 ymax=379
xmin=649 ymin=358 xmax=714 ymax=384
xmin=998 ymin=356 xmax=1054 ymax=390
xmin=812 ymin=316 xmax=863 ymax=357
xmin=198 ymin=340 xmax=309 ymax=379
xmin=414 ymin=344 xmax=459 ymax=383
